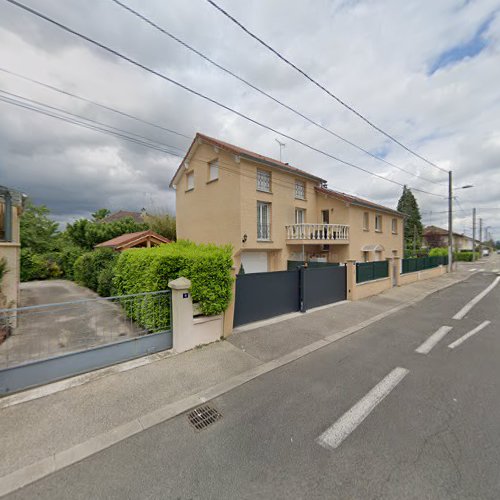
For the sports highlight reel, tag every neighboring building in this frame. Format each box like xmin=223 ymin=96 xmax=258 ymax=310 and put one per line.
xmin=0 ymin=186 xmax=25 ymax=309
xmin=100 ymin=210 xmax=146 ymax=224
xmin=423 ymin=225 xmax=476 ymax=251
xmin=170 ymin=133 xmax=404 ymax=273
xmin=95 ymin=230 xmax=170 ymax=251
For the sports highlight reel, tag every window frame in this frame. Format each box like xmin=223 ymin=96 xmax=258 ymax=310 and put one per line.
xmin=375 ymin=214 xmax=382 ymax=232
xmin=294 ymin=179 xmax=306 ymax=200
xmin=295 ymin=208 xmax=306 ymax=224
xmin=208 ymin=159 xmax=219 ymax=182
xmin=391 ymin=218 xmax=398 ymax=234
xmin=257 ymin=201 xmax=271 ymax=241
xmin=256 ymin=169 xmax=272 ymax=193
xmin=186 ymin=171 xmax=195 ymax=191
xmin=363 ymin=212 xmax=369 ymax=231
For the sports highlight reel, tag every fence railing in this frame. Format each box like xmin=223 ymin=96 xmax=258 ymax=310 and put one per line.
xmin=356 ymin=261 xmax=389 ymax=283
xmin=0 ymin=290 xmax=171 ymax=369
xmin=401 ymin=255 xmax=448 ymax=274
xmin=285 ymin=223 xmax=349 ymax=241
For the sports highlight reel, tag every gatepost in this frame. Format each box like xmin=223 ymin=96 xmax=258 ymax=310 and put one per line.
xmin=346 ymin=260 xmax=356 ymax=300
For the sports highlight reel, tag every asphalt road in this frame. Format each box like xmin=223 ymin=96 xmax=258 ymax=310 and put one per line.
xmin=8 ymin=262 xmax=500 ymax=499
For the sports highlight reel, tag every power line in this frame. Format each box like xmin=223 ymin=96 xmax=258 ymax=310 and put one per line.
xmin=205 ymin=0 xmax=449 ymax=174
xmin=3 ymin=0 xmax=445 ymax=199
xmin=0 ymin=66 xmax=192 ymax=140
xmin=107 ymin=0 xmax=444 ymax=187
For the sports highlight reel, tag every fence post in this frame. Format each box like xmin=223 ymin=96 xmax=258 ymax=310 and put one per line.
xmin=168 ymin=277 xmax=194 ymax=353
xmin=346 ymin=260 xmax=356 ymax=300
xmin=223 ymin=265 xmax=238 ymax=337
xmin=386 ymin=257 xmax=395 ymax=287
xmin=393 ymin=256 xmax=401 ymax=286
xmin=299 ymin=266 xmax=306 ymax=312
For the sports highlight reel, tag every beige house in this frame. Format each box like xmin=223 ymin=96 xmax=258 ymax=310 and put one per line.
xmin=0 ymin=186 xmax=25 ymax=310
xmin=171 ymin=134 xmax=404 ymax=273
xmin=423 ymin=225 xmax=476 ymax=251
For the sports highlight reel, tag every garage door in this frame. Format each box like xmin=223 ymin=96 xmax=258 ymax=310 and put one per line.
xmin=240 ymin=251 xmax=268 ymax=274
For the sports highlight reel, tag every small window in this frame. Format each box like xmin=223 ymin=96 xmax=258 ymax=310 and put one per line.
xmin=363 ymin=212 xmax=369 ymax=231
xmin=257 ymin=201 xmax=271 ymax=240
xmin=392 ymin=218 xmax=397 ymax=234
xmin=295 ymin=208 xmax=305 ymax=224
xmin=375 ymin=214 xmax=382 ymax=232
xmin=295 ymin=180 xmax=305 ymax=200
xmin=208 ymin=160 xmax=219 ymax=181
xmin=186 ymin=171 xmax=194 ymax=191
xmin=257 ymin=169 xmax=271 ymax=193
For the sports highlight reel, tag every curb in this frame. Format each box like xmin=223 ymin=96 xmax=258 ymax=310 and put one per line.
xmin=0 ymin=272 xmax=474 ymax=497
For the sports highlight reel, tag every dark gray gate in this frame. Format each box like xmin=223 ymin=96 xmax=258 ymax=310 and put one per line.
xmin=234 ymin=270 xmax=300 ymax=327
xmin=0 ymin=290 xmax=172 ymax=395
xmin=303 ymin=265 xmax=346 ymax=310
xmin=234 ymin=265 xmax=347 ymax=327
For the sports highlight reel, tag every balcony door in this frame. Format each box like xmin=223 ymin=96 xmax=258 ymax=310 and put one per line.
xmin=321 ymin=210 xmax=330 ymax=224
xmin=295 ymin=208 xmax=305 ymax=224
xmin=257 ymin=201 xmax=271 ymax=241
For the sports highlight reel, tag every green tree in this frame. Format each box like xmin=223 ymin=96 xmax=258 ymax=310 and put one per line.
xmin=91 ymin=208 xmax=111 ymax=221
xmin=20 ymin=199 xmax=59 ymax=253
xmin=144 ymin=212 xmax=176 ymax=241
xmin=397 ymin=186 xmax=423 ymax=256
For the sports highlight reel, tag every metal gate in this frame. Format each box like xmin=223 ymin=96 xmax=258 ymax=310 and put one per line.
xmin=234 ymin=265 xmax=347 ymax=327
xmin=0 ymin=290 xmax=172 ymax=395
xmin=234 ymin=270 xmax=300 ymax=327
xmin=302 ymin=265 xmax=346 ymax=310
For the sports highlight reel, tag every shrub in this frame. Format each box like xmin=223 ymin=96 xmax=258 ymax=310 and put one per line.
xmin=74 ymin=248 xmax=118 ymax=294
xmin=57 ymin=245 xmax=84 ymax=280
xmin=113 ymin=241 xmax=233 ymax=321
xmin=0 ymin=257 xmax=7 ymax=284
xmin=429 ymin=247 xmax=448 ymax=257
xmin=454 ymin=251 xmax=478 ymax=262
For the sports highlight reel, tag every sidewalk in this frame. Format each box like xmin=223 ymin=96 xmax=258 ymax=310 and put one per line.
xmin=0 ymin=267 xmax=475 ymax=495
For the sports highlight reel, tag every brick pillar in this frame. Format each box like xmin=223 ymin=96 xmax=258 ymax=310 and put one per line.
xmin=346 ymin=260 xmax=356 ymax=300
xmin=168 ymin=277 xmax=194 ymax=353
xmin=393 ymin=256 xmax=401 ymax=286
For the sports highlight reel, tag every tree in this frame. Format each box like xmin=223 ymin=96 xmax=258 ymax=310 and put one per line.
xmin=143 ymin=212 xmax=176 ymax=241
xmin=20 ymin=199 xmax=59 ymax=253
xmin=91 ymin=208 xmax=111 ymax=221
xmin=397 ymin=186 xmax=423 ymax=255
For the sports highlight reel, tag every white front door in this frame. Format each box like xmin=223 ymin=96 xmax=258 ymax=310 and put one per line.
xmin=240 ymin=251 xmax=268 ymax=274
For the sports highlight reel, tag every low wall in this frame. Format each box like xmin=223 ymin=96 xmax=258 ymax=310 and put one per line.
xmin=352 ymin=277 xmax=392 ymax=301
xmin=398 ymin=265 xmax=446 ymax=286
xmin=0 ymin=243 xmax=20 ymax=309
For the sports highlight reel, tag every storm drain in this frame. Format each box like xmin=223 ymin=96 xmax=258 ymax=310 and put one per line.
xmin=188 ymin=405 xmax=222 ymax=430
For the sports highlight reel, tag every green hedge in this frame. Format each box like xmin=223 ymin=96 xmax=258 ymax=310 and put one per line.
xmin=429 ymin=247 xmax=477 ymax=262
xmin=73 ymin=248 xmax=118 ymax=296
xmin=113 ymin=241 xmax=233 ymax=317
xmin=20 ymin=249 xmax=62 ymax=281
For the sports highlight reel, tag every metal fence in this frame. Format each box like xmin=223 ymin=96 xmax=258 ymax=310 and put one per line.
xmin=0 ymin=290 xmax=171 ymax=370
xmin=287 ymin=260 xmax=340 ymax=270
xmin=401 ymin=255 xmax=448 ymax=274
xmin=356 ymin=261 xmax=389 ymax=283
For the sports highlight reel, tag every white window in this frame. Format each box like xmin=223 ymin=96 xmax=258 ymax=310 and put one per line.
xmin=375 ymin=214 xmax=382 ymax=232
xmin=186 ymin=171 xmax=194 ymax=191
xmin=208 ymin=160 xmax=219 ymax=181
xmin=295 ymin=208 xmax=305 ymax=224
xmin=257 ymin=169 xmax=271 ymax=192
xmin=257 ymin=201 xmax=271 ymax=240
xmin=295 ymin=180 xmax=305 ymax=200
xmin=392 ymin=218 xmax=397 ymax=234
xmin=363 ymin=212 xmax=369 ymax=231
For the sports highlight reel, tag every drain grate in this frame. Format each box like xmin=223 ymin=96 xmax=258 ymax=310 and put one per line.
xmin=188 ymin=405 xmax=222 ymax=430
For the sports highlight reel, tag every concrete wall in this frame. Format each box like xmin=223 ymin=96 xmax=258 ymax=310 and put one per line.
xmin=398 ymin=265 xmax=446 ymax=286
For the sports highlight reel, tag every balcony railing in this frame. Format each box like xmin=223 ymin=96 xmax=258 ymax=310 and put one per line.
xmin=285 ymin=223 xmax=349 ymax=241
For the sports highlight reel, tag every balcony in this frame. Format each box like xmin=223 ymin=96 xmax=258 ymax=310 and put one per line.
xmin=285 ymin=223 xmax=349 ymax=244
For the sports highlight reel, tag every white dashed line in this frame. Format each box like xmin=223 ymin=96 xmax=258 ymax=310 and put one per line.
xmin=415 ymin=326 xmax=453 ymax=354
xmin=316 ymin=367 xmax=409 ymax=450
xmin=453 ymin=276 xmax=500 ymax=320
xmin=448 ymin=321 xmax=491 ymax=349
xmin=469 ymin=268 xmax=477 ymax=272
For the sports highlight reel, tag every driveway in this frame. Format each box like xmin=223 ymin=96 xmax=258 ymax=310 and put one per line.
xmin=0 ymin=280 xmax=142 ymax=368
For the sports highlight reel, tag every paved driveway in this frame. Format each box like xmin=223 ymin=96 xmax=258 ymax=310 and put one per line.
xmin=0 ymin=280 xmax=141 ymax=368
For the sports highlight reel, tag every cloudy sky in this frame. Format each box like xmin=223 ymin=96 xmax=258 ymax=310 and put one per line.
xmin=0 ymin=0 xmax=499 ymax=239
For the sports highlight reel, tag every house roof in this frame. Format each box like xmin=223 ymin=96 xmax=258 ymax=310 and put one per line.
xmin=315 ymin=186 xmax=405 ymax=217
xmin=95 ymin=230 xmax=170 ymax=250
xmin=169 ymin=133 xmax=327 ymax=188
xmin=101 ymin=210 xmax=144 ymax=224
xmin=423 ymin=225 xmax=471 ymax=239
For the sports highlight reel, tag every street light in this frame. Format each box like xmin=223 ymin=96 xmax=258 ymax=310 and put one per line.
xmin=448 ymin=176 xmax=473 ymax=272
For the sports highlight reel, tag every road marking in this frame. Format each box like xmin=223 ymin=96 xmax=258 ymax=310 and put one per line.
xmin=448 ymin=321 xmax=491 ymax=349
xmin=469 ymin=268 xmax=477 ymax=272
xmin=415 ymin=326 xmax=453 ymax=354
xmin=492 ymin=269 xmax=499 ymax=273
xmin=453 ymin=276 xmax=500 ymax=320
xmin=316 ymin=367 xmax=409 ymax=450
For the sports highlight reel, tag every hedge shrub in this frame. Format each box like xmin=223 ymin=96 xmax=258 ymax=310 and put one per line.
xmin=73 ymin=248 xmax=118 ymax=296
xmin=113 ymin=240 xmax=233 ymax=318
xmin=20 ymin=249 xmax=62 ymax=281
xmin=429 ymin=247 xmax=478 ymax=261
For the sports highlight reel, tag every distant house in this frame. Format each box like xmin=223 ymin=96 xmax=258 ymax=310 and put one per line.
xmin=95 ymin=230 xmax=170 ymax=251
xmin=100 ymin=210 xmax=146 ymax=224
xmin=423 ymin=225 xmax=476 ymax=251
xmin=0 ymin=185 xmax=26 ymax=310
xmin=170 ymin=133 xmax=404 ymax=273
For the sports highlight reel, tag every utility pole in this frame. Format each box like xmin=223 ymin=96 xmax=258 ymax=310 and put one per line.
xmin=479 ymin=218 xmax=483 ymax=257
xmin=472 ymin=208 xmax=476 ymax=261
xmin=448 ymin=171 xmax=453 ymax=272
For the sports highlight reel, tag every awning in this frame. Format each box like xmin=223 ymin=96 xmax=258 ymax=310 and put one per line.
xmin=362 ymin=244 xmax=384 ymax=252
